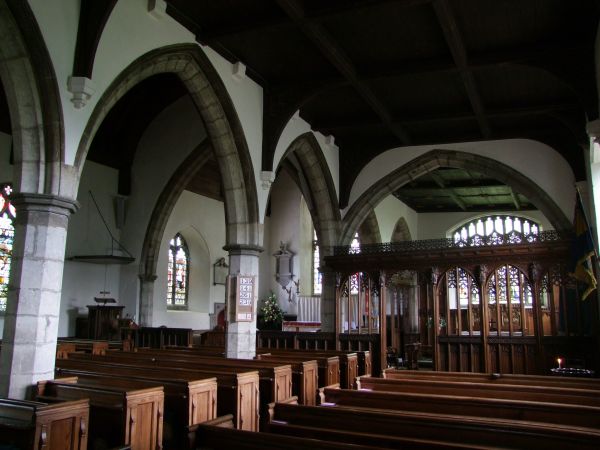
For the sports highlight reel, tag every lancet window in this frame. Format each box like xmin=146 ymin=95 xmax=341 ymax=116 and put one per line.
xmin=167 ymin=233 xmax=189 ymax=309
xmin=452 ymin=215 xmax=540 ymax=247
xmin=0 ymin=184 xmax=15 ymax=313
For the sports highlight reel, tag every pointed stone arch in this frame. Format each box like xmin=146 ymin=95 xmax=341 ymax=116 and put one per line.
xmin=341 ymin=149 xmax=571 ymax=245
xmin=277 ymin=132 xmax=341 ymax=254
xmin=391 ymin=217 xmax=412 ymax=242
xmin=75 ymin=44 xmax=259 ymax=248
xmin=0 ymin=0 xmax=64 ymax=194
xmin=358 ymin=209 xmax=381 ymax=244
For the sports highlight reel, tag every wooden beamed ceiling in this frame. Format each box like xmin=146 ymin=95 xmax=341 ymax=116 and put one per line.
xmin=166 ymin=0 xmax=599 ymax=209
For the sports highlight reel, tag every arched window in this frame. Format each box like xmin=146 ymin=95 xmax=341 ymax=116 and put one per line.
xmin=167 ymin=233 xmax=189 ymax=309
xmin=486 ymin=265 xmax=534 ymax=336
xmin=0 ymin=184 xmax=15 ymax=312
xmin=452 ymin=215 xmax=540 ymax=247
xmin=438 ymin=267 xmax=481 ymax=336
xmin=312 ymin=230 xmax=322 ymax=295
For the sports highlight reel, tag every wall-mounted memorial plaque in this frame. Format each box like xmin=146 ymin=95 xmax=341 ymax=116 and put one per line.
xmin=228 ymin=274 xmax=255 ymax=322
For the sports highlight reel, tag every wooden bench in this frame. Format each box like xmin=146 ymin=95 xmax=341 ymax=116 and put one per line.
xmin=383 ymin=368 xmax=600 ymax=389
xmin=54 ymin=370 xmax=216 ymax=450
xmin=270 ymin=402 xmax=600 ymax=450
xmin=57 ymin=338 xmax=123 ymax=357
xmin=258 ymin=349 xmax=360 ymax=388
xmin=73 ymin=349 xmax=291 ymax=430
xmin=37 ymin=378 xmax=163 ymax=450
xmin=55 ymin=357 xmax=259 ymax=431
xmin=257 ymin=353 xmax=339 ymax=388
xmin=357 ymin=375 xmax=600 ymax=407
xmin=122 ymin=327 xmax=193 ymax=348
xmin=0 ymin=398 xmax=89 ymax=450
xmin=324 ymin=386 xmax=600 ymax=429
xmin=192 ymin=414 xmax=389 ymax=450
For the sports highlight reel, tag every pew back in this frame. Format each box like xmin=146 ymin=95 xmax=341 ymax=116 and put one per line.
xmin=0 ymin=398 xmax=89 ymax=450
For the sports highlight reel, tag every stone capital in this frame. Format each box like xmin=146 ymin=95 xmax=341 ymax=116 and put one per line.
xmin=11 ymin=193 xmax=79 ymax=216
xmin=223 ymin=243 xmax=263 ymax=257
xmin=138 ymin=273 xmax=158 ymax=283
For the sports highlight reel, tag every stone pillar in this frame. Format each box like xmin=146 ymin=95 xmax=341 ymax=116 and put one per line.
xmin=138 ymin=274 xmax=158 ymax=326
xmin=320 ymin=266 xmax=337 ymax=332
xmin=224 ymin=244 xmax=262 ymax=359
xmin=0 ymin=193 xmax=78 ymax=399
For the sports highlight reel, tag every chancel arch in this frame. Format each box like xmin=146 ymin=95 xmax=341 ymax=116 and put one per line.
xmin=274 ymin=132 xmax=341 ymax=330
xmin=340 ymin=149 xmax=572 ymax=246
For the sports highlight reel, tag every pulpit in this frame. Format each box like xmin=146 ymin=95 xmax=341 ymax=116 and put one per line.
xmin=86 ymin=305 xmax=124 ymax=340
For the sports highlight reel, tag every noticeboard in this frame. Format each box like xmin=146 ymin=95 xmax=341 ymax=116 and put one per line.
xmin=228 ymin=274 xmax=255 ymax=322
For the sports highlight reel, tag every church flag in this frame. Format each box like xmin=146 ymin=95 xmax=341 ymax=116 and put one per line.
xmin=569 ymin=192 xmax=597 ymax=300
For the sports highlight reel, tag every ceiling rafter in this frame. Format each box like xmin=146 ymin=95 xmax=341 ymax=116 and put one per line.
xmin=508 ymin=187 xmax=522 ymax=210
xmin=433 ymin=0 xmax=491 ymax=139
xmin=275 ymin=0 xmax=411 ymax=145
xmin=429 ymin=172 xmax=467 ymax=211
xmin=197 ymin=0 xmax=432 ymax=41
xmin=312 ymin=102 xmax=580 ymax=131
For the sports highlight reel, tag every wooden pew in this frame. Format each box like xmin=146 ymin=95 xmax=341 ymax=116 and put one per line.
xmin=37 ymin=378 xmax=163 ymax=450
xmin=270 ymin=402 xmax=600 ymax=450
xmin=323 ymin=386 xmax=600 ymax=429
xmin=55 ymin=357 xmax=259 ymax=431
xmin=71 ymin=350 xmax=291 ymax=430
xmin=0 ymin=398 xmax=89 ymax=450
xmin=257 ymin=353 xmax=339 ymax=388
xmin=258 ymin=348 xmax=360 ymax=388
xmin=356 ymin=375 xmax=600 ymax=407
xmin=102 ymin=349 xmax=292 ymax=405
xmin=54 ymin=371 xmax=216 ymax=450
xmin=383 ymin=368 xmax=600 ymax=390
xmin=57 ymin=338 xmax=123 ymax=357
xmin=123 ymin=327 xmax=193 ymax=348
xmin=193 ymin=415 xmax=392 ymax=450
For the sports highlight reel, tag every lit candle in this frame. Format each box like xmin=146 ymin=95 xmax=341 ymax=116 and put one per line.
xmin=557 ymin=357 xmax=563 ymax=369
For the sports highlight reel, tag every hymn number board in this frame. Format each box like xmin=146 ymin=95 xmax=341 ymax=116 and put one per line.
xmin=229 ymin=274 xmax=255 ymax=322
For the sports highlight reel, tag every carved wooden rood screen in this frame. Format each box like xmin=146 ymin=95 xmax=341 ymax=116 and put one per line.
xmin=325 ymin=230 xmax=600 ymax=375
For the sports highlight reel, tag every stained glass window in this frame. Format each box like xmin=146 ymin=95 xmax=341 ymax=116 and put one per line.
xmin=312 ymin=230 xmax=322 ymax=295
xmin=167 ymin=233 xmax=189 ymax=309
xmin=0 ymin=184 xmax=15 ymax=313
xmin=452 ymin=215 xmax=540 ymax=247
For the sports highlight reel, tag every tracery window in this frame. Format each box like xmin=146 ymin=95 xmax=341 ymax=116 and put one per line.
xmin=167 ymin=233 xmax=189 ymax=309
xmin=486 ymin=265 xmax=534 ymax=336
xmin=0 ymin=184 xmax=15 ymax=313
xmin=452 ymin=215 xmax=540 ymax=247
xmin=438 ymin=267 xmax=481 ymax=336
xmin=312 ymin=230 xmax=322 ymax=295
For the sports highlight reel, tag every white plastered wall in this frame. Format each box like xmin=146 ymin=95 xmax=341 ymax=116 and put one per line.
xmin=267 ymin=114 xmax=340 ymax=221
xmin=117 ymin=95 xmax=207 ymax=319
xmin=374 ymin=196 xmax=418 ymax=242
xmin=27 ymin=0 xmax=265 ymax=201
xmin=153 ymin=190 xmax=227 ymax=329
xmin=347 ymin=139 xmax=576 ymax=221
xmin=261 ymin=170 xmax=306 ymax=316
xmin=60 ymin=161 xmax=122 ymax=336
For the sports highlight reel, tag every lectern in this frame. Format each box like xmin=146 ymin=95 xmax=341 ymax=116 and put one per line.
xmin=87 ymin=299 xmax=124 ymax=340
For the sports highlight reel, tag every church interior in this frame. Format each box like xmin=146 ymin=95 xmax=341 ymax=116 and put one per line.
xmin=1 ymin=0 xmax=600 ymax=448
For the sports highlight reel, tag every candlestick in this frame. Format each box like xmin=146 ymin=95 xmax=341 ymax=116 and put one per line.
xmin=557 ymin=357 xmax=563 ymax=369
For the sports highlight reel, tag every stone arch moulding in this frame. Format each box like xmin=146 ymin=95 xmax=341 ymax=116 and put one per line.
xmin=340 ymin=149 xmax=572 ymax=245
xmin=278 ymin=132 xmax=341 ymax=255
xmin=391 ymin=217 xmax=411 ymax=243
xmin=0 ymin=0 xmax=64 ymax=195
xmin=358 ymin=209 xmax=381 ymax=244
xmin=139 ymin=141 xmax=213 ymax=280
xmin=74 ymin=43 xmax=259 ymax=248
